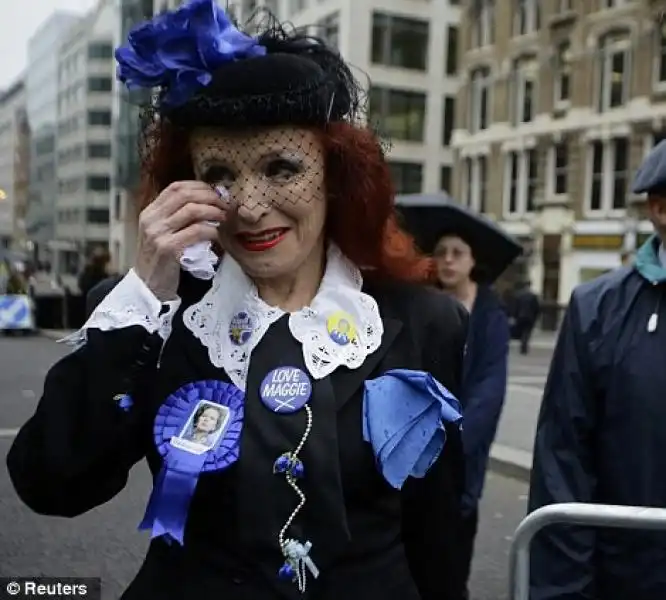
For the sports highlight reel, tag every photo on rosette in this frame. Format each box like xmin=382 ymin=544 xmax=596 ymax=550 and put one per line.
xmin=170 ymin=399 xmax=232 ymax=454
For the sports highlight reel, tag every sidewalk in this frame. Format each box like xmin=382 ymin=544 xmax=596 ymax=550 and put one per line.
xmin=514 ymin=330 xmax=558 ymax=351
xmin=489 ymin=443 xmax=533 ymax=482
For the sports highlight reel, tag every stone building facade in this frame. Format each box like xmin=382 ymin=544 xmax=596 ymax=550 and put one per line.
xmin=452 ymin=0 xmax=666 ymax=322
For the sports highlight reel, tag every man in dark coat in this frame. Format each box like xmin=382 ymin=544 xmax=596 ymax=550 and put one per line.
xmin=528 ymin=139 xmax=666 ymax=600
xmin=512 ymin=281 xmax=540 ymax=354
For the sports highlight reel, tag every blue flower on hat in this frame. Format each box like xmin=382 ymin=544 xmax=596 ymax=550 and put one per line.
xmin=115 ymin=0 xmax=267 ymax=108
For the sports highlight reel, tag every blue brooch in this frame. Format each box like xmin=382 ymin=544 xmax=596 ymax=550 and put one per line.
xmin=139 ymin=380 xmax=244 ymax=544
xmin=113 ymin=393 xmax=134 ymax=412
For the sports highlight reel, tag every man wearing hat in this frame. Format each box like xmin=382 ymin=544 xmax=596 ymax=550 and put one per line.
xmin=528 ymin=139 xmax=666 ymax=599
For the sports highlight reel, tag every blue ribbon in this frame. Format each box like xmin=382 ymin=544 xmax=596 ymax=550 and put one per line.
xmin=139 ymin=449 xmax=208 ymax=544
xmin=139 ymin=380 xmax=244 ymax=545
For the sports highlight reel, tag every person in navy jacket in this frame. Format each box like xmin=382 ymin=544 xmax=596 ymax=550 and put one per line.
xmin=528 ymin=140 xmax=666 ymax=600
xmin=429 ymin=204 xmax=521 ymax=599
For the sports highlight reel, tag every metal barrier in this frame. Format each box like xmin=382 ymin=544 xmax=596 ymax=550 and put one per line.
xmin=508 ymin=502 xmax=666 ymax=600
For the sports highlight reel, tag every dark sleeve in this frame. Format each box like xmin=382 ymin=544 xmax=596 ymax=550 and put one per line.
xmin=528 ymin=291 xmax=598 ymax=600
xmin=85 ymin=275 xmax=123 ymax=319
xmin=6 ymin=280 xmax=161 ymax=517
xmin=461 ymin=306 xmax=509 ymax=455
xmin=401 ymin=293 xmax=468 ymax=600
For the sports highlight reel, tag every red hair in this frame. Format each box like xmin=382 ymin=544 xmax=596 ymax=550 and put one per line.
xmin=137 ymin=120 xmax=434 ymax=283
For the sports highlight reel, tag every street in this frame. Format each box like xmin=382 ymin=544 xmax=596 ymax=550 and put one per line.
xmin=0 ymin=335 xmax=552 ymax=600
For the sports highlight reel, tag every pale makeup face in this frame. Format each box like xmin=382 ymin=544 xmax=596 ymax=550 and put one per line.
xmin=433 ymin=235 xmax=476 ymax=288
xmin=189 ymin=126 xmax=327 ymax=280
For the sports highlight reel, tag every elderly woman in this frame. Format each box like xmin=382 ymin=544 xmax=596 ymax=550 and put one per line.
xmin=7 ymin=3 xmax=467 ymax=600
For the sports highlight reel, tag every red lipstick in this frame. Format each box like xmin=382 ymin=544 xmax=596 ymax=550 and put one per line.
xmin=236 ymin=228 xmax=289 ymax=252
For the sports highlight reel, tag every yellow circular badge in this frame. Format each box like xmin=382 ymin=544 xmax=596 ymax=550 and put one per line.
xmin=326 ymin=311 xmax=357 ymax=346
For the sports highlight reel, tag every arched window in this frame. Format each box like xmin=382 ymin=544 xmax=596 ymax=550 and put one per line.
xmin=471 ymin=0 xmax=494 ymax=48
xmin=513 ymin=0 xmax=539 ymax=37
xmin=511 ymin=55 xmax=538 ymax=124
xmin=554 ymin=42 xmax=572 ymax=107
xmin=469 ymin=66 xmax=491 ymax=132
xmin=655 ymin=20 xmax=666 ymax=89
xmin=597 ymin=30 xmax=630 ymax=112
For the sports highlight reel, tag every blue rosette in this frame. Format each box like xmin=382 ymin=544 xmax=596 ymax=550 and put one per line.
xmin=139 ymin=380 xmax=244 ymax=544
xmin=362 ymin=369 xmax=463 ymax=490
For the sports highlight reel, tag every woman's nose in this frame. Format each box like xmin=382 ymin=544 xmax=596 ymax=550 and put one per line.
xmin=236 ymin=180 xmax=272 ymax=223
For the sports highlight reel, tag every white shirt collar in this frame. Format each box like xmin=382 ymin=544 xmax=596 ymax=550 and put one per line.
xmin=182 ymin=244 xmax=384 ymax=391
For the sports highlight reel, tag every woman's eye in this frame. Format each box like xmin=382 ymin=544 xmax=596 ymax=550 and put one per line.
xmin=265 ymin=159 xmax=301 ymax=181
xmin=201 ymin=166 xmax=235 ymax=186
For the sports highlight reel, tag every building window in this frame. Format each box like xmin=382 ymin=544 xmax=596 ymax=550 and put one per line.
xmin=440 ymin=166 xmax=452 ymax=193
xmin=87 ymin=143 xmax=112 ymax=158
xmin=317 ymin=12 xmax=339 ymax=49
xmin=513 ymin=0 xmax=539 ymax=37
xmin=587 ymin=138 xmax=628 ymax=213
xmin=656 ymin=22 xmax=666 ymax=88
xmin=446 ymin=26 xmax=458 ymax=76
xmin=87 ymin=77 xmax=112 ymax=92
xmin=469 ymin=67 xmax=490 ymax=132
xmin=87 ymin=43 xmax=113 ymax=59
xmin=552 ymin=143 xmax=568 ymax=195
xmin=88 ymin=110 xmax=112 ymax=126
xmin=463 ymin=156 xmax=488 ymax=213
xmin=389 ymin=161 xmax=423 ymax=194
xmin=86 ymin=208 xmax=110 ymax=224
xmin=442 ymin=96 xmax=455 ymax=146
xmin=371 ymin=13 xmax=429 ymax=71
xmin=369 ymin=87 xmax=426 ymax=142
xmin=504 ymin=149 xmax=538 ymax=215
xmin=554 ymin=42 xmax=571 ymax=107
xmin=471 ymin=0 xmax=494 ymax=48
xmin=511 ymin=57 xmax=537 ymax=124
xmin=87 ymin=175 xmax=111 ymax=192
xmin=597 ymin=32 xmax=630 ymax=112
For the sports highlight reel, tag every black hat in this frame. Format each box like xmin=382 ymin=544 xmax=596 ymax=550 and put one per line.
xmin=115 ymin=0 xmax=363 ymax=129
xmin=632 ymin=139 xmax=666 ymax=195
xmin=396 ymin=194 xmax=523 ymax=283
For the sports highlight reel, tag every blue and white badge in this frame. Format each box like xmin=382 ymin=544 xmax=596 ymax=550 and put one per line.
xmin=260 ymin=367 xmax=312 ymax=414
xmin=229 ymin=311 xmax=254 ymax=346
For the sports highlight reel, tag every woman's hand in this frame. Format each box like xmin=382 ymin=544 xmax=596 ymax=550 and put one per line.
xmin=134 ymin=181 xmax=227 ymax=301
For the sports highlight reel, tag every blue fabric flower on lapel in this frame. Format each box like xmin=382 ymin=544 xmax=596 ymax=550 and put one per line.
xmin=362 ymin=369 xmax=463 ymax=490
xmin=115 ymin=0 xmax=267 ymax=107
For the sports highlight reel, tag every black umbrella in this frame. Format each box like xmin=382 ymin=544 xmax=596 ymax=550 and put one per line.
xmin=395 ymin=194 xmax=523 ymax=283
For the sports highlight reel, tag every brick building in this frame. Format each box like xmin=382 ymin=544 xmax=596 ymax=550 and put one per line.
xmin=452 ymin=0 xmax=666 ymax=321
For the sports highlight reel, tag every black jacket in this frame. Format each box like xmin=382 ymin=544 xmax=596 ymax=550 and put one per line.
xmin=7 ymin=272 xmax=467 ymax=600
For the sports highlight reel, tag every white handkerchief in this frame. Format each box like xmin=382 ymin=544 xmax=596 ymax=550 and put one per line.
xmin=180 ymin=235 xmax=219 ymax=280
xmin=179 ymin=186 xmax=226 ymax=280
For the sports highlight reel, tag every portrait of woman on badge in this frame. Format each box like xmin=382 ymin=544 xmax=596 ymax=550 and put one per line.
xmin=170 ymin=400 xmax=230 ymax=453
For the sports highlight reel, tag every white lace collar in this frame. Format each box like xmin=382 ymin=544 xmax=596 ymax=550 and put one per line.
xmin=182 ymin=245 xmax=384 ymax=391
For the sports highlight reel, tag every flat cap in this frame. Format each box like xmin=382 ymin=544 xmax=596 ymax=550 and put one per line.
xmin=632 ymin=139 xmax=666 ymax=194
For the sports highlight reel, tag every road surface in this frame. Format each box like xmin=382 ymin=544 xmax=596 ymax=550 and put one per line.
xmin=0 ymin=335 xmax=550 ymax=599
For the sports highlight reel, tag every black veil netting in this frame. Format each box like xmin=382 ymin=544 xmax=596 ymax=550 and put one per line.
xmin=133 ymin=8 xmax=387 ymax=164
